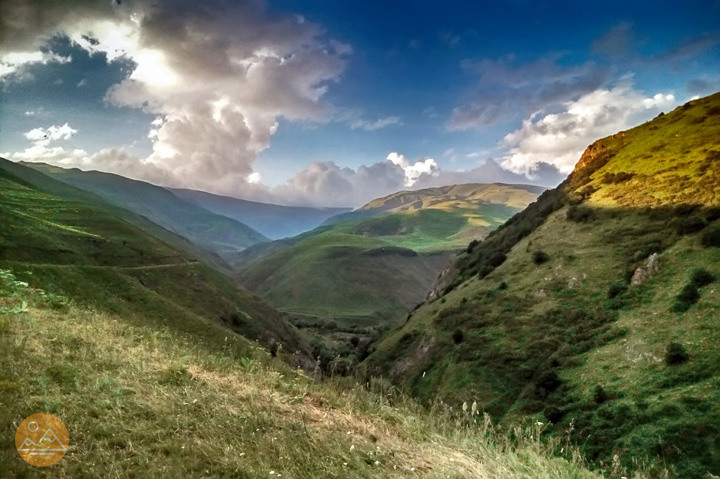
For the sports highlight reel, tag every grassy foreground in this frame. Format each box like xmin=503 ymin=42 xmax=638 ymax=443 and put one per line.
xmin=0 ymin=270 xmax=608 ymax=479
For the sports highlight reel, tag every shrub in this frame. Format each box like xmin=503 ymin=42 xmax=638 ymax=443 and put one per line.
xmin=567 ymin=205 xmax=595 ymax=223
xmin=672 ymin=284 xmax=700 ymax=312
xmin=607 ymin=282 xmax=627 ymax=299
xmin=690 ymin=269 xmax=715 ymax=288
xmin=451 ymin=329 xmax=464 ymax=344
xmin=665 ymin=342 xmax=690 ymax=365
xmin=466 ymin=239 xmax=480 ymax=253
xmin=674 ymin=216 xmax=707 ymax=235
xmin=593 ymin=385 xmax=608 ymax=404
xmin=701 ymin=225 xmax=720 ymax=247
xmin=498 ymin=281 xmax=508 ymax=290
xmin=532 ymin=251 xmax=549 ymax=265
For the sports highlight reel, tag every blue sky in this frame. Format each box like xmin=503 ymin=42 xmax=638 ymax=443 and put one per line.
xmin=1 ymin=0 xmax=719 ymax=206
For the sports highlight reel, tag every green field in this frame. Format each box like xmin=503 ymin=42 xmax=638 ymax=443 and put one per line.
xmin=366 ymin=93 xmax=720 ymax=479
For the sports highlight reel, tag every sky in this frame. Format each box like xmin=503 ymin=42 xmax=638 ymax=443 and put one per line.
xmin=1 ymin=0 xmax=719 ymax=207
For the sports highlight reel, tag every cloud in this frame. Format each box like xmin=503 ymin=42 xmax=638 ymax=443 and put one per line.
xmin=24 ymin=123 xmax=77 ymax=144
xmin=501 ymin=84 xmax=676 ymax=175
xmin=1 ymin=0 xmax=350 ymax=197
xmin=386 ymin=152 xmax=438 ymax=186
xmin=592 ymin=22 xmax=637 ymax=60
xmin=271 ymin=160 xmax=407 ymax=207
xmin=0 ymin=51 xmax=71 ymax=80
xmin=449 ymin=54 xmax=609 ymax=129
xmin=687 ymin=75 xmax=720 ymax=96
xmin=349 ymin=116 xmax=402 ymax=131
xmin=271 ymin=153 xmax=562 ymax=208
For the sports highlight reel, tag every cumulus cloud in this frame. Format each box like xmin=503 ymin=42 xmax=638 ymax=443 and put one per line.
xmin=24 ymin=123 xmax=77 ymax=144
xmin=1 ymin=0 xmax=350 ymax=196
xmin=271 ymin=154 xmax=562 ymax=208
xmin=449 ymin=54 xmax=609 ymax=129
xmin=501 ymin=84 xmax=676 ymax=175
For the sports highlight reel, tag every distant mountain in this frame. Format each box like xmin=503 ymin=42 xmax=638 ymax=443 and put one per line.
xmin=169 ymin=188 xmax=351 ymax=240
xmin=22 ymin=164 xmax=268 ymax=263
xmin=0 ymin=158 xmax=307 ymax=354
xmin=365 ymin=92 xmax=720 ymax=479
xmin=236 ymin=183 xmax=541 ymax=341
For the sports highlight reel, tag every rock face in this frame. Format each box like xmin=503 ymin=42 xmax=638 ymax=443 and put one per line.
xmin=631 ymin=253 xmax=660 ymax=285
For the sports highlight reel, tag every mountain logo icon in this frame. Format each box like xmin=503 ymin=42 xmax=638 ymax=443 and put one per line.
xmin=15 ymin=413 xmax=69 ymax=467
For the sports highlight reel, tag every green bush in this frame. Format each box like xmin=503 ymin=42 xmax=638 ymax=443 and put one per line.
xmin=607 ymin=282 xmax=627 ymax=299
xmin=567 ymin=205 xmax=595 ymax=222
xmin=675 ymin=216 xmax=707 ymax=235
xmin=700 ymin=225 xmax=720 ymax=247
xmin=451 ymin=329 xmax=464 ymax=344
xmin=672 ymin=284 xmax=700 ymax=312
xmin=665 ymin=342 xmax=690 ymax=365
xmin=532 ymin=251 xmax=550 ymax=265
xmin=690 ymin=269 xmax=715 ymax=288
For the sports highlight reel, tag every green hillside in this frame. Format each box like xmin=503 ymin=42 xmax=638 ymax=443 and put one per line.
xmin=237 ymin=184 xmax=540 ymax=325
xmin=365 ymin=92 xmax=720 ymax=478
xmin=24 ymin=163 xmax=268 ymax=261
xmin=0 ymin=264 xmax=608 ymax=478
xmin=0 ymin=160 xmax=306 ymax=355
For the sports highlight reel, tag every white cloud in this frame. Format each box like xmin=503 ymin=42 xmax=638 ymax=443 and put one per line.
xmin=349 ymin=116 xmax=402 ymax=131
xmin=449 ymin=54 xmax=609 ymax=129
xmin=24 ymin=123 xmax=77 ymax=144
xmin=386 ymin=152 xmax=438 ymax=186
xmin=0 ymin=50 xmax=71 ymax=80
xmin=501 ymin=84 xmax=676 ymax=175
xmin=0 ymin=0 xmax=350 ymax=197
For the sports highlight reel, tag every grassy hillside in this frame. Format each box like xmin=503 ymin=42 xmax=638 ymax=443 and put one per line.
xmin=1 ymin=267 xmax=616 ymax=478
xmin=365 ymin=92 xmax=720 ymax=478
xmin=24 ymin=163 xmax=268 ymax=260
xmin=170 ymin=187 xmax=351 ymax=240
xmin=0 ymin=161 xmax=306 ymax=355
xmin=237 ymin=184 xmax=539 ymax=324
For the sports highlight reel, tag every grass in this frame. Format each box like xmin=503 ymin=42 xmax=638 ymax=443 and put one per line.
xmin=366 ymin=92 xmax=720 ymax=479
xmin=0 ymin=162 xmax=307 ymax=356
xmin=0 ymin=272 xmax=606 ymax=478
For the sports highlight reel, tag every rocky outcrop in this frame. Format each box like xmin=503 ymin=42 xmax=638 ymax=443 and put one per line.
xmin=631 ymin=253 xmax=660 ymax=285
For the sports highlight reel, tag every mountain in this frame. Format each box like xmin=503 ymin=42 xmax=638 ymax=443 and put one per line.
xmin=365 ymin=92 xmax=720 ymax=478
xmin=0 ymin=158 xmax=306 ymax=355
xmin=169 ymin=187 xmax=351 ymax=239
xmin=23 ymin=163 xmax=268 ymax=263
xmin=236 ymin=183 xmax=541 ymax=361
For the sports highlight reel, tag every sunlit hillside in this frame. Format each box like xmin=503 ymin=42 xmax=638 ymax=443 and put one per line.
xmin=366 ymin=92 xmax=720 ymax=479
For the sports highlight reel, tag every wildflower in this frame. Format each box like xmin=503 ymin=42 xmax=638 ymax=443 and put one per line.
xmin=350 ymin=445 xmax=355 ymax=451
xmin=269 ymin=472 xmax=275 ymax=475
xmin=462 ymin=402 xmax=468 ymax=413
xmin=471 ymin=401 xmax=478 ymax=416
xmin=536 ymin=421 xmax=543 ymax=426
xmin=374 ymin=461 xmax=380 ymax=466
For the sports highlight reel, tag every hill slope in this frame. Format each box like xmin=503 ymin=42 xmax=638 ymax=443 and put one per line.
xmin=170 ymin=187 xmax=351 ymax=239
xmin=0 ymin=160 xmax=306 ymax=355
xmin=24 ymin=163 xmax=268 ymax=261
xmin=365 ymin=92 xmax=720 ymax=478
xmin=0 ymin=266 xmax=605 ymax=478
xmin=237 ymin=184 xmax=541 ymax=348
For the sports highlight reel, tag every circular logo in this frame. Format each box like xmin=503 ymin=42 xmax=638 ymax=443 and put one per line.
xmin=15 ymin=413 xmax=69 ymax=467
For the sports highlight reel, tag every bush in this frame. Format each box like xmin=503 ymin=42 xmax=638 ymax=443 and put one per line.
xmin=593 ymin=385 xmax=609 ymax=404
xmin=675 ymin=216 xmax=707 ymax=235
xmin=607 ymin=282 xmax=627 ymax=299
xmin=701 ymin=225 xmax=720 ymax=247
xmin=498 ymin=281 xmax=508 ymax=290
xmin=665 ymin=342 xmax=690 ymax=365
xmin=451 ymin=329 xmax=464 ymax=344
xmin=672 ymin=284 xmax=700 ymax=312
xmin=532 ymin=251 xmax=550 ymax=265
xmin=567 ymin=205 xmax=595 ymax=223
xmin=690 ymin=269 xmax=715 ymax=288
